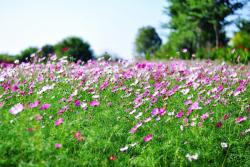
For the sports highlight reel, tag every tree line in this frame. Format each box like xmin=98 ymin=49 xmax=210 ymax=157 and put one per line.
xmin=0 ymin=36 xmax=121 ymax=64
xmin=135 ymin=0 xmax=250 ymax=64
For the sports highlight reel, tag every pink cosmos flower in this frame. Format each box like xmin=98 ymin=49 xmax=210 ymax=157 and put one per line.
xmin=176 ymin=111 xmax=184 ymax=118
xmin=217 ymin=85 xmax=223 ymax=92
xmin=159 ymin=108 xmax=166 ymax=116
xmin=187 ymin=102 xmax=201 ymax=115
xmin=129 ymin=122 xmax=142 ymax=134
xmin=90 ymin=100 xmax=100 ymax=107
xmin=55 ymin=143 xmax=62 ymax=149
xmin=144 ymin=117 xmax=152 ymax=123
xmin=100 ymin=81 xmax=109 ymax=90
xmin=144 ymin=134 xmax=153 ymax=142
xmin=55 ymin=118 xmax=64 ymax=126
xmin=74 ymin=131 xmax=85 ymax=141
xmin=151 ymin=108 xmax=159 ymax=116
xmin=40 ymin=104 xmax=51 ymax=110
xmin=35 ymin=114 xmax=43 ymax=121
xmin=108 ymin=102 xmax=112 ymax=107
xmin=67 ymin=96 xmax=73 ymax=102
xmin=11 ymin=84 xmax=19 ymax=92
xmin=184 ymin=100 xmax=193 ymax=105
xmin=29 ymin=100 xmax=40 ymax=108
xmin=57 ymin=106 xmax=68 ymax=115
xmin=235 ymin=117 xmax=247 ymax=123
xmin=0 ymin=102 xmax=4 ymax=108
xmin=201 ymin=113 xmax=209 ymax=120
xmin=9 ymin=103 xmax=24 ymax=115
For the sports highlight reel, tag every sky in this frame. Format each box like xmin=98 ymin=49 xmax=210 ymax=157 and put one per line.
xmin=0 ymin=0 xmax=167 ymax=59
xmin=0 ymin=0 xmax=249 ymax=60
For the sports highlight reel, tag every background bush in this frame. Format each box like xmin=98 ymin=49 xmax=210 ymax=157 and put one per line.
xmin=54 ymin=36 xmax=93 ymax=62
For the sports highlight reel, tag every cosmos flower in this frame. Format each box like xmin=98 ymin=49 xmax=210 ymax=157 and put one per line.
xmin=9 ymin=103 xmax=24 ymax=115
xmin=109 ymin=155 xmax=117 ymax=161
xmin=235 ymin=117 xmax=247 ymax=123
xmin=29 ymin=100 xmax=40 ymax=108
xmin=201 ymin=113 xmax=209 ymax=120
xmin=35 ymin=114 xmax=43 ymax=121
xmin=40 ymin=104 xmax=51 ymax=110
xmin=75 ymin=100 xmax=81 ymax=107
xmin=55 ymin=143 xmax=62 ymax=149
xmin=176 ymin=111 xmax=184 ymax=118
xmin=120 ymin=146 xmax=128 ymax=152
xmin=186 ymin=153 xmax=198 ymax=162
xmin=74 ymin=131 xmax=85 ymax=141
xmin=90 ymin=100 xmax=100 ymax=107
xmin=221 ymin=142 xmax=228 ymax=148
xmin=159 ymin=108 xmax=166 ymax=116
xmin=144 ymin=134 xmax=153 ymax=142
xmin=151 ymin=108 xmax=159 ymax=116
xmin=216 ymin=121 xmax=222 ymax=128
xmin=55 ymin=118 xmax=64 ymax=126
xmin=187 ymin=102 xmax=201 ymax=115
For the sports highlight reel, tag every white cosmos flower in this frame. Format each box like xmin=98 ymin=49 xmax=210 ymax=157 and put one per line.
xmin=135 ymin=112 xmax=143 ymax=119
xmin=168 ymin=112 xmax=175 ymax=116
xmin=130 ymin=143 xmax=138 ymax=147
xmin=186 ymin=153 xmax=198 ymax=162
xmin=129 ymin=109 xmax=136 ymax=115
xmin=92 ymin=95 xmax=99 ymax=99
xmin=221 ymin=142 xmax=228 ymax=148
xmin=9 ymin=103 xmax=24 ymax=115
xmin=120 ymin=146 xmax=128 ymax=152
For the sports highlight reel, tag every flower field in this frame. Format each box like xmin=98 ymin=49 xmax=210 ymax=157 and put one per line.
xmin=0 ymin=56 xmax=249 ymax=166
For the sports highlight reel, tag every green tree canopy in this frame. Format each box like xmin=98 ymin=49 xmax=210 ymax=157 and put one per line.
xmin=163 ymin=0 xmax=245 ymax=55
xmin=55 ymin=36 xmax=93 ymax=62
xmin=17 ymin=47 xmax=38 ymax=63
xmin=236 ymin=18 xmax=250 ymax=33
xmin=40 ymin=44 xmax=55 ymax=58
xmin=135 ymin=26 xmax=162 ymax=58
xmin=231 ymin=19 xmax=250 ymax=49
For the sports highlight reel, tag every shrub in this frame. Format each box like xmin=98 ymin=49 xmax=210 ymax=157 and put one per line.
xmin=196 ymin=47 xmax=249 ymax=64
xmin=0 ymin=53 xmax=17 ymax=63
xmin=54 ymin=37 xmax=93 ymax=62
xmin=17 ymin=47 xmax=38 ymax=63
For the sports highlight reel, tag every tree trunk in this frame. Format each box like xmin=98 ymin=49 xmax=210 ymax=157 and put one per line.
xmin=213 ymin=24 xmax=219 ymax=48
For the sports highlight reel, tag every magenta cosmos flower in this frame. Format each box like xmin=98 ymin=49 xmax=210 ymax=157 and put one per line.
xmin=40 ymin=103 xmax=51 ymax=110
xmin=29 ymin=100 xmax=40 ymax=108
xmin=144 ymin=134 xmax=153 ymax=142
xmin=9 ymin=103 xmax=24 ymax=115
xmin=90 ymin=100 xmax=100 ymax=107
xmin=176 ymin=111 xmax=184 ymax=118
xmin=55 ymin=143 xmax=62 ymax=149
xmin=235 ymin=116 xmax=247 ymax=123
xmin=55 ymin=118 xmax=64 ymax=126
xmin=75 ymin=100 xmax=81 ymax=107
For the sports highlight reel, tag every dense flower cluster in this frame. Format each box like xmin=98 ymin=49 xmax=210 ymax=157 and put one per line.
xmin=0 ymin=56 xmax=249 ymax=164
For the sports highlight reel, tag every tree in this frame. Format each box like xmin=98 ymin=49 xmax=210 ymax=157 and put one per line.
xmin=135 ymin=26 xmax=162 ymax=58
xmin=236 ymin=19 xmax=250 ymax=33
xmin=99 ymin=51 xmax=121 ymax=61
xmin=163 ymin=0 xmax=245 ymax=56
xmin=55 ymin=37 xmax=93 ymax=62
xmin=231 ymin=19 xmax=250 ymax=49
xmin=17 ymin=47 xmax=38 ymax=63
xmin=40 ymin=44 xmax=55 ymax=58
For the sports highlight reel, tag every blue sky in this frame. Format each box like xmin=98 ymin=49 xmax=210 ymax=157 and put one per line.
xmin=0 ymin=0 xmax=249 ymax=59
